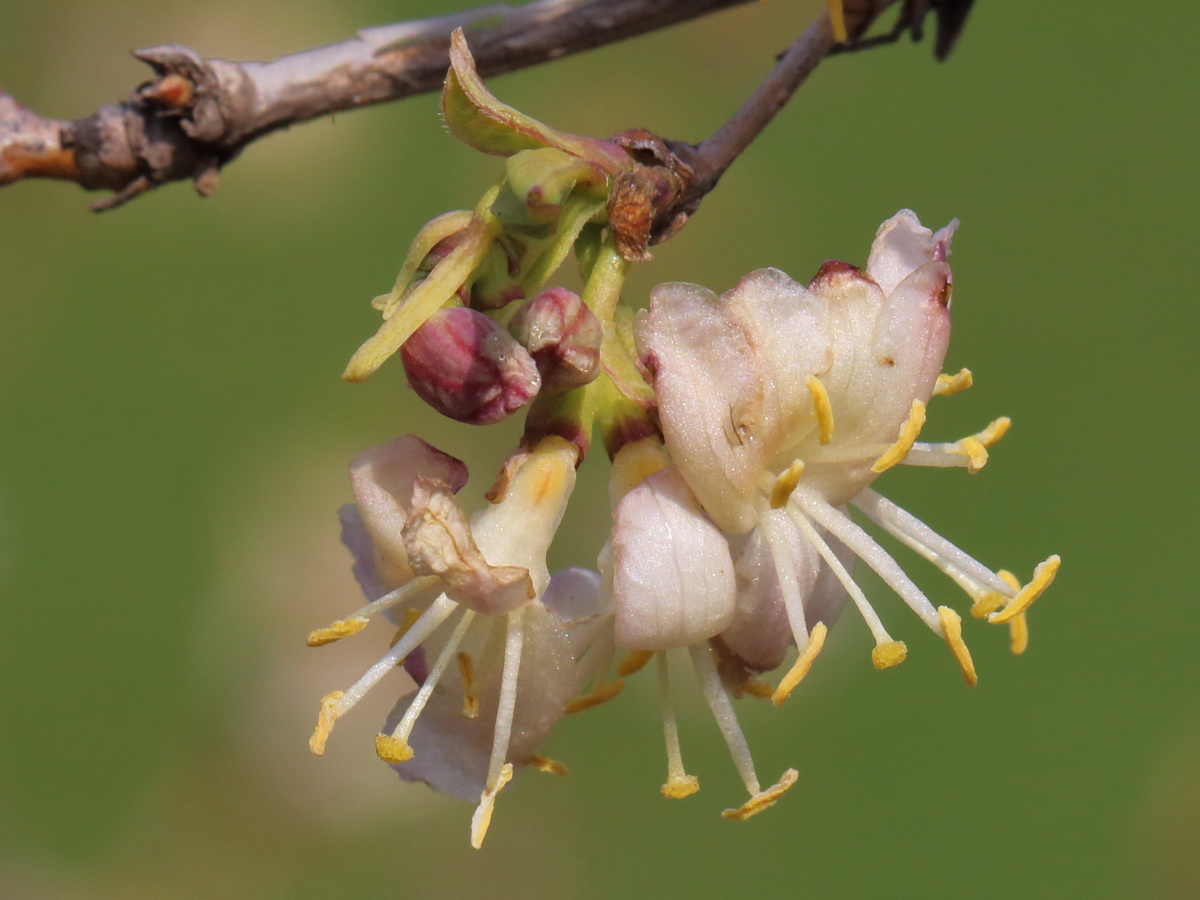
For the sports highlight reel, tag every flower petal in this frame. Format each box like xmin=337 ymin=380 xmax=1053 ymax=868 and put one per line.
xmin=866 ymin=209 xmax=958 ymax=297
xmin=350 ymin=436 xmax=469 ymax=580
xmin=403 ymin=477 xmax=536 ymax=616
xmin=611 ymin=466 xmax=736 ymax=649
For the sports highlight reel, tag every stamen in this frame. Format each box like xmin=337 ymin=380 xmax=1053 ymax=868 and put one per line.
xmin=787 ymin=506 xmax=896 ymax=648
xmin=469 ymin=762 xmax=513 ymax=849
xmin=852 ymin=488 xmax=1015 ymax=598
xmin=617 ymin=649 xmax=655 ymax=677
xmin=901 ymin=418 xmax=1011 ymax=473
xmin=307 ymin=576 xmax=441 ymax=646
xmin=871 ymin=641 xmax=908 ymax=670
xmin=997 ymin=570 xmax=1029 ymax=654
xmin=934 ymin=368 xmax=973 ymax=396
xmin=937 ymin=606 xmax=978 ymax=686
xmin=957 ymin=418 xmax=1010 ymax=473
xmin=458 ymin=652 xmax=479 ymax=718
xmin=871 ymin=400 xmax=927 ymax=473
xmin=762 ymin=510 xmax=813 ymax=649
xmin=792 ymin=488 xmax=941 ymax=632
xmin=958 ymin=436 xmax=989 ymax=473
xmin=564 ymin=679 xmax=626 ymax=715
xmin=826 ymin=0 xmax=848 ymax=42
xmin=658 ymin=652 xmax=699 ymax=799
xmin=484 ymin=610 xmax=526 ymax=791
xmin=308 ymin=691 xmax=343 ymax=756
xmin=382 ymin=609 xmax=477 ymax=756
xmin=307 ymin=617 xmax=368 ymax=647
xmin=772 ymin=622 xmax=828 ymax=707
xmin=988 ymin=556 xmax=1060 ymax=625
xmin=771 ymin=459 xmax=807 ymax=508
xmin=806 ymin=375 xmax=835 ymax=445
xmin=721 ymin=768 xmax=799 ymax=821
xmin=743 ymin=678 xmax=774 ymax=700
xmin=308 ymin=596 xmax=457 ymax=756
xmin=977 ymin=417 xmax=1011 ymax=447
xmin=373 ymin=733 xmax=413 ymax=764
xmin=689 ymin=642 xmax=761 ymax=797
xmin=530 ymin=755 xmax=569 ymax=776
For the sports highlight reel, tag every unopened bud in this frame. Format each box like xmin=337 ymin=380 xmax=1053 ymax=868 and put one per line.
xmin=509 ymin=288 xmax=602 ymax=393
xmin=401 ymin=307 xmax=541 ymax=424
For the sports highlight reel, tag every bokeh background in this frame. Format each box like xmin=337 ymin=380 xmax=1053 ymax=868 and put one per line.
xmin=2 ymin=1 xmax=1196 ymax=897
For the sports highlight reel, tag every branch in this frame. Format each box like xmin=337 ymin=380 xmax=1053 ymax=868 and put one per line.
xmin=0 ymin=0 xmax=757 ymax=210
xmin=604 ymin=0 xmax=904 ymax=258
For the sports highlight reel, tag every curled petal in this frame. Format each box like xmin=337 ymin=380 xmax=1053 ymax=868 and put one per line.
xmin=866 ymin=209 xmax=959 ymax=297
xmin=611 ymin=466 xmax=736 ymax=650
xmin=350 ymin=436 xmax=469 ymax=580
xmin=403 ymin=478 xmax=535 ymax=616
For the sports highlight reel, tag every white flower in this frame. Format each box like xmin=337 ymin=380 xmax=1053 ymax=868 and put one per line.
xmin=308 ymin=434 xmax=610 ymax=847
xmin=607 ymin=210 xmax=1059 ymax=815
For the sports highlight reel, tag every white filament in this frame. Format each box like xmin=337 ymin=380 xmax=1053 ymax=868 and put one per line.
xmin=853 ymin=488 xmax=1013 ymax=596
xmin=791 ymin=487 xmax=941 ymax=632
xmin=787 ymin=505 xmax=894 ymax=646
xmin=689 ymin=643 xmax=760 ymax=796
xmin=485 ymin=609 xmax=525 ymax=790
xmin=390 ymin=608 xmax=477 ymax=742
xmin=334 ymin=595 xmax=457 ymax=715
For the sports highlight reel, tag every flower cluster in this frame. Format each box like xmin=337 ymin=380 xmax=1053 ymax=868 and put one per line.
xmin=307 ymin=31 xmax=1059 ymax=847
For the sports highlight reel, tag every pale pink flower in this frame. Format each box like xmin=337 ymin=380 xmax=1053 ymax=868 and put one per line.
xmin=606 ymin=210 xmax=1058 ymax=815
xmin=308 ymin=435 xmax=610 ymax=847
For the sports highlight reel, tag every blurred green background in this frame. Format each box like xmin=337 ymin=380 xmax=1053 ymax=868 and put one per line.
xmin=2 ymin=1 xmax=1197 ymax=897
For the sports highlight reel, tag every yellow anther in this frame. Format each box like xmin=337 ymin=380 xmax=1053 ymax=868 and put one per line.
xmin=978 ymin=416 xmax=1011 ymax=447
xmin=530 ymin=755 xmax=569 ymax=776
xmin=996 ymin=570 xmax=1029 ymax=654
xmin=742 ymin=678 xmax=774 ymax=700
xmin=934 ymin=368 xmax=974 ymax=396
xmin=770 ymin=459 xmax=807 ymax=508
xmin=470 ymin=763 xmax=513 ymax=850
xmin=1009 ymin=612 xmax=1029 ymax=655
xmin=721 ymin=768 xmax=799 ymax=821
xmin=957 ymin=435 xmax=989 ymax=473
xmin=806 ymin=375 xmax=835 ymax=445
xmin=826 ymin=0 xmax=848 ymax=42
xmin=772 ymin=622 xmax=828 ymax=707
xmin=457 ymin=652 xmax=479 ymax=718
xmin=306 ymin=616 xmax=369 ymax=647
xmin=662 ymin=775 xmax=700 ymax=799
xmin=374 ymin=733 xmax=414 ymax=764
xmin=871 ymin=640 xmax=908 ymax=670
xmin=937 ymin=606 xmax=978 ymax=687
xmin=989 ymin=555 xmax=1060 ymax=625
xmin=617 ymin=649 xmax=655 ymax=677
xmin=871 ymin=400 xmax=927 ymax=473
xmin=969 ymin=591 xmax=1005 ymax=619
xmin=308 ymin=691 xmax=343 ymax=756
xmin=564 ymin=679 xmax=626 ymax=715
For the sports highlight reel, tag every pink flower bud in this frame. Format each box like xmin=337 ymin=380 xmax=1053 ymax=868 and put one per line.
xmin=401 ymin=307 xmax=541 ymax=424
xmin=508 ymin=288 xmax=602 ymax=393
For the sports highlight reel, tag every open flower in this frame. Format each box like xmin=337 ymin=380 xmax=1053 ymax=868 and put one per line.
xmin=607 ymin=210 xmax=1059 ymax=813
xmin=308 ymin=434 xmax=610 ymax=847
